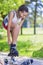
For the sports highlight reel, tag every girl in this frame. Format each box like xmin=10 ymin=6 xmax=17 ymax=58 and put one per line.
xmin=3 ymin=5 xmax=28 ymax=56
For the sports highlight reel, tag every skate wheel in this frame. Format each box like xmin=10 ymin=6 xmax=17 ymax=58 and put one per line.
xmin=4 ymin=59 xmax=8 ymax=64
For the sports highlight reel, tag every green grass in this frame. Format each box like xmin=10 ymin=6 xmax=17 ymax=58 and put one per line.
xmin=17 ymin=35 xmax=43 ymax=57
xmin=33 ymin=47 xmax=43 ymax=58
xmin=0 ymin=28 xmax=43 ymax=58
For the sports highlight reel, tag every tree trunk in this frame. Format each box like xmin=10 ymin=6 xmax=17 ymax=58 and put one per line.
xmin=34 ymin=0 xmax=37 ymax=34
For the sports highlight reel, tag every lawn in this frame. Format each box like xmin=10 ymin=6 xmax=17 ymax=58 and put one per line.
xmin=0 ymin=28 xmax=43 ymax=58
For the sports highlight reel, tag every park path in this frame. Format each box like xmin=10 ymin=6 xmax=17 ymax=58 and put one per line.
xmin=0 ymin=52 xmax=43 ymax=65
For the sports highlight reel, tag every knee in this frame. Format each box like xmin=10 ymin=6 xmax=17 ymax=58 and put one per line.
xmin=15 ymin=25 xmax=20 ymax=30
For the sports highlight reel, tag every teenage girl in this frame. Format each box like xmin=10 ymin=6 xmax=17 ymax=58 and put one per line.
xmin=3 ymin=5 xmax=28 ymax=56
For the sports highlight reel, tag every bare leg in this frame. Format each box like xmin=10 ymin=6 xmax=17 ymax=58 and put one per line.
xmin=12 ymin=24 xmax=20 ymax=44
xmin=8 ymin=24 xmax=20 ymax=56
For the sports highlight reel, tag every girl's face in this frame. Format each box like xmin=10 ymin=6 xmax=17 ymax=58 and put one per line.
xmin=19 ymin=11 xmax=28 ymax=19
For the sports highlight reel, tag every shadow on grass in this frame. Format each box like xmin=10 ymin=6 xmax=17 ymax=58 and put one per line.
xmin=0 ymin=35 xmax=4 ymax=39
xmin=32 ymin=47 xmax=43 ymax=58
xmin=0 ymin=42 xmax=9 ymax=52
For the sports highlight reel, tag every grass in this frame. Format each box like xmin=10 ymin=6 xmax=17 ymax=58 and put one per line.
xmin=0 ymin=28 xmax=43 ymax=58
xmin=17 ymin=35 xmax=43 ymax=58
xmin=33 ymin=47 xmax=43 ymax=58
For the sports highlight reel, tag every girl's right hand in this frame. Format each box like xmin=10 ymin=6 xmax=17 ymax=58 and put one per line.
xmin=8 ymin=39 xmax=11 ymax=44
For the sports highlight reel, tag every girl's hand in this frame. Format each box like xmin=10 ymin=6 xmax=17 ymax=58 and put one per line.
xmin=8 ymin=39 xmax=11 ymax=44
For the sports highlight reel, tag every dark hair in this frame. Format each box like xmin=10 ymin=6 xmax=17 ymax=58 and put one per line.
xmin=18 ymin=5 xmax=28 ymax=12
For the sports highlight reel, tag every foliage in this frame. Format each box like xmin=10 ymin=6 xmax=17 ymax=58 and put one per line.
xmin=0 ymin=0 xmax=25 ymax=15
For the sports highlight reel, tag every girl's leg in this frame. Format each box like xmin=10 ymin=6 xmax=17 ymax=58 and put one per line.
xmin=8 ymin=25 xmax=20 ymax=56
xmin=12 ymin=24 xmax=20 ymax=44
xmin=8 ymin=30 xmax=13 ymax=56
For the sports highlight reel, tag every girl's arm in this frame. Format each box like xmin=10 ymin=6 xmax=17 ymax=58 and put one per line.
xmin=7 ymin=12 xmax=14 ymax=44
xmin=19 ymin=19 xmax=25 ymax=28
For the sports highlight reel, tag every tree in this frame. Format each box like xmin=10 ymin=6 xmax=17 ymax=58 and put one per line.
xmin=34 ymin=0 xmax=37 ymax=34
xmin=27 ymin=0 xmax=43 ymax=34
